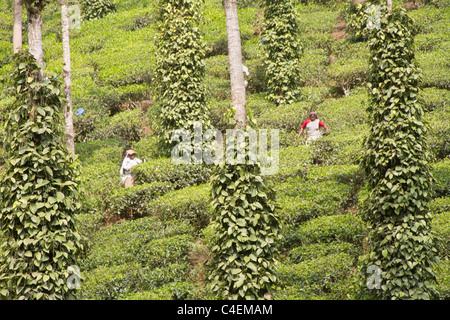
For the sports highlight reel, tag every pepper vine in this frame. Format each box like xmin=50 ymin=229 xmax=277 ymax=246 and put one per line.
xmin=0 ymin=52 xmax=84 ymax=300
xmin=360 ymin=6 xmax=439 ymax=300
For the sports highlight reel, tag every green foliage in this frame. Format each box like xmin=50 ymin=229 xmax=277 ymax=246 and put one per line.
xmin=432 ymin=212 xmax=450 ymax=259
xmin=285 ymin=242 xmax=359 ymax=264
xmin=293 ymin=213 xmax=365 ymax=246
xmin=79 ymin=262 xmax=191 ymax=300
xmin=81 ymin=0 xmax=117 ymax=21
xmin=360 ymin=7 xmax=440 ymax=300
xmin=431 ymin=160 xmax=450 ymax=197
xmin=435 ymin=260 xmax=450 ymax=300
xmin=344 ymin=0 xmax=384 ymax=42
xmin=132 ymin=157 xmax=211 ymax=188
xmin=119 ymin=281 xmax=197 ymax=300
xmin=275 ymin=253 xmax=357 ymax=300
xmin=90 ymin=108 xmax=146 ymax=142
xmin=83 ymin=217 xmax=195 ymax=270
xmin=0 ymin=52 xmax=84 ymax=300
xmin=276 ymin=177 xmax=354 ymax=227
xmin=262 ymin=0 xmax=302 ymax=106
xmin=155 ymin=0 xmax=211 ymax=145
xmin=78 ymin=161 xmax=121 ymax=215
xmin=146 ymin=184 xmax=212 ymax=231
xmin=105 ymin=182 xmax=171 ymax=219
xmin=206 ymin=136 xmax=282 ymax=300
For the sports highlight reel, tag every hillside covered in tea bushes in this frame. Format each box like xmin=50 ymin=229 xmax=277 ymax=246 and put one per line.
xmin=0 ymin=0 xmax=449 ymax=299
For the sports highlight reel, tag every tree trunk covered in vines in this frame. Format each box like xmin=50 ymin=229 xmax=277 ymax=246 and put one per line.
xmin=361 ymin=6 xmax=439 ymax=300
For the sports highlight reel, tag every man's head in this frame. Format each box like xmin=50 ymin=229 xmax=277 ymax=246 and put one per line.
xmin=126 ymin=150 xmax=137 ymax=159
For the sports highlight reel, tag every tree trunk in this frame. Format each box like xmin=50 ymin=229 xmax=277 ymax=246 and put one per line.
xmin=222 ymin=0 xmax=246 ymax=129
xmin=13 ymin=0 xmax=23 ymax=54
xmin=25 ymin=0 xmax=46 ymax=76
xmin=61 ymin=2 xmax=75 ymax=153
xmin=387 ymin=0 xmax=392 ymax=10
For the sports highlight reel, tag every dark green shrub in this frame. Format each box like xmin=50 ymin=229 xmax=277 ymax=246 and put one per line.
xmin=294 ymin=213 xmax=365 ymax=246
xmin=75 ymin=139 xmax=122 ymax=165
xmin=131 ymin=136 xmax=163 ymax=161
xmin=421 ymin=87 xmax=450 ymax=112
xmin=79 ymin=262 xmax=191 ymax=300
xmin=79 ymin=161 xmax=121 ymax=214
xmin=119 ymin=281 xmax=197 ymax=300
xmin=432 ymin=212 xmax=450 ymax=259
xmin=132 ymin=158 xmax=211 ymax=189
xmin=307 ymin=133 xmax=365 ymax=165
xmin=435 ymin=260 xmax=450 ymax=300
xmin=431 ymin=160 xmax=450 ymax=197
xmin=275 ymin=253 xmax=356 ymax=300
xmin=90 ymin=108 xmax=146 ymax=142
xmin=276 ymin=178 xmax=353 ymax=226
xmin=105 ymin=182 xmax=171 ymax=219
xmin=285 ymin=242 xmax=359 ymax=264
xmin=427 ymin=110 xmax=450 ymax=160
xmin=81 ymin=0 xmax=117 ymax=21
xmin=146 ymin=184 xmax=212 ymax=230
xmin=429 ymin=197 xmax=450 ymax=215
xmin=257 ymin=101 xmax=310 ymax=132
xmin=83 ymin=217 xmax=194 ymax=270
xmin=274 ymin=146 xmax=310 ymax=182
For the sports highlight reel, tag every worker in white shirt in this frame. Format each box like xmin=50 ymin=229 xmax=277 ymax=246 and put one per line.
xmin=120 ymin=150 xmax=144 ymax=187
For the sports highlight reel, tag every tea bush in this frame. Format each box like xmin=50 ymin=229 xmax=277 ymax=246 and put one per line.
xmin=105 ymin=182 xmax=171 ymax=219
xmin=432 ymin=212 xmax=450 ymax=258
xmin=276 ymin=178 xmax=353 ymax=226
xmin=132 ymin=158 xmax=211 ymax=188
xmin=79 ymin=161 xmax=121 ymax=214
xmin=146 ymin=184 xmax=212 ymax=231
xmin=83 ymin=217 xmax=195 ymax=270
xmin=432 ymin=160 xmax=450 ymax=197
xmin=293 ymin=213 xmax=365 ymax=246
xmin=119 ymin=281 xmax=197 ymax=300
xmin=285 ymin=242 xmax=359 ymax=264
xmin=79 ymin=262 xmax=191 ymax=300
xmin=275 ymin=252 xmax=357 ymax=300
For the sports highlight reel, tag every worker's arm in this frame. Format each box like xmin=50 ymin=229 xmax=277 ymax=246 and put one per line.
xmin=298 ymin=127 xmax=304 ymax=137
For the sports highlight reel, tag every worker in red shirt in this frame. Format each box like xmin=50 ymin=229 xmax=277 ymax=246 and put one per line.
xmin=298 ymin=112 xmax=329 ymax=145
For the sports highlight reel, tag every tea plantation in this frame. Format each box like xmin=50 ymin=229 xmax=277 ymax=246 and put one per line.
xmin=0 ymin=0 xmax=449 ymax=300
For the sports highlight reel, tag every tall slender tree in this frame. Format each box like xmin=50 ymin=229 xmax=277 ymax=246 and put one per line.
xmin=24 ymin=0 xmax=47 ymax=71
xmin=13 ymin=0 xmax=23 ymax=54
xmin=206 ymin=0 xmax=281 ymax=300
xmin=223 ymin=0 xmax=246 ymax=129
xmin=60 ymin=0 xmax=75 ymax=153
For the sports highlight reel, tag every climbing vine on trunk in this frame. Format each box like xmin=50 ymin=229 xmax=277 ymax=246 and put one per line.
xmin=262 ymin=0 xmax=301 ymax=106
xmin=155 ymin=0 xmax=211 ymax=147
xmin=0 ymin=52 xmax=84 ymax=300
xmin=360 ymin=6 xmax=439 ymax=300
xmin=206 ymin=133 xmax=281 ymax=300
